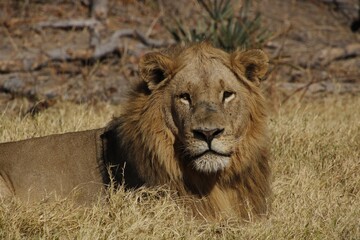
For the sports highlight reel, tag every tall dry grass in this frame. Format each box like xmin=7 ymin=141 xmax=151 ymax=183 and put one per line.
xmin=0 ymin=95 xmax=359 ymax=239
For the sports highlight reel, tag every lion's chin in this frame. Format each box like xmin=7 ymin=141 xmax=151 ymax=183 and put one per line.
xmin=192 ymin=152 xmax=230 ymax=173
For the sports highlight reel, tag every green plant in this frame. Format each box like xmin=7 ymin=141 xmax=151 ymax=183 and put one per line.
xmin=165 ymin=0 xmax=270 ymax=51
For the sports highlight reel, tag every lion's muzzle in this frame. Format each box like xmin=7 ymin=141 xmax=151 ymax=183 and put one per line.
xmin=192 ymin=127 xmax=224 ymax=147
xmin=186 ymin=127 xmax=233 ymax=173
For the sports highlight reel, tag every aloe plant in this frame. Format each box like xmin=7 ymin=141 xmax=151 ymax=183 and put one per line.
xmin=165 ymin=0 xmax=270 ymax=51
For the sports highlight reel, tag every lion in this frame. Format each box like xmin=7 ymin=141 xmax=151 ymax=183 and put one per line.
xmin=0 ymin=42 xmax=271 ymax=220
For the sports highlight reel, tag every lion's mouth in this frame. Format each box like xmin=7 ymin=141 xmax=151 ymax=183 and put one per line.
xmin=192 ymin=150 xmax=231 ymax=160
xmin=190 ymin=150 xmax=231 ymax=173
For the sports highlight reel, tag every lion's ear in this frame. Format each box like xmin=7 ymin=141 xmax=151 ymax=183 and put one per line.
xmin=139 ymin=52 xmax=174 ymax=90
xmin=231 ymin=49 xmax=269 ymax=85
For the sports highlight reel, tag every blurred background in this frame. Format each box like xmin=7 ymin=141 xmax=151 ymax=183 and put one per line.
xmin=0 ymin=0 xmax=359 ymax=115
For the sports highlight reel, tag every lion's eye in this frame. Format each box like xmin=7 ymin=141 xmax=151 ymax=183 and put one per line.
xmin=223 ymin=91 xmax=235 ymax=103
xmin=179 ymin=93 xmax=191 ymax=105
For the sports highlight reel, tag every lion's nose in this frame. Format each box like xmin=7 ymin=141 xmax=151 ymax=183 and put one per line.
xmin=192 ymin=128 xmax=224 ymax=144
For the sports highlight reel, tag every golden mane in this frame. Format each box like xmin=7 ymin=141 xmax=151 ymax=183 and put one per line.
xmin=104 ymin=42 xmax=271 ymax=220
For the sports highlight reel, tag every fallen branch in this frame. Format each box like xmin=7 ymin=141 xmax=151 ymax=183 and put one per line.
xmin=35 ymin=0 xmax=108 ymax=31
xmin=0 ymin=29 xmax=175 ymax=73
xmin=35 ymin=19 xmax=101 ymax=31
xmin=45 ymin=29 xmax=174 ymax=61
xmin=6 ymin=0 xmax=172 ymax=73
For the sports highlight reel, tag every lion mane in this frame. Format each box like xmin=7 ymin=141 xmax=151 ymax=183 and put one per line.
xmin=102 ymin=42 xmax=271 ymax=220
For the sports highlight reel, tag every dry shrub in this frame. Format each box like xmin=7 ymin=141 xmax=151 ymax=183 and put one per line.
xmin=0 ymin=95 xmax=359 ymax=239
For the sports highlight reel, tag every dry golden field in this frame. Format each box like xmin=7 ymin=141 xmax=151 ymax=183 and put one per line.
xmin=0 ymin=0 xmax=359 ymax=238
xmin=0 ymin=94 xmax=359 ymax=239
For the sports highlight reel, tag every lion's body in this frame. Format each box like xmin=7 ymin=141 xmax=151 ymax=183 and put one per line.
xmin=0 ymin=43 xmax=271 ymax=220
xmin=0 ymin=129 xmax=106 ymax=203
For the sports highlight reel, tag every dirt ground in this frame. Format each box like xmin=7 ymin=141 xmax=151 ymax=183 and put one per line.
xmin=0 ymin=0 xmax=359 ymax=115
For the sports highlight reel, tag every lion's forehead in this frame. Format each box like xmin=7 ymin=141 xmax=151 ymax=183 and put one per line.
xmin=172 ymin=58 xmax=239 ymax=91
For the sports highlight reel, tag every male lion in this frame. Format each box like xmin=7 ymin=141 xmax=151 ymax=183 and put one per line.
xmin=0 ymin=42 xmax=270 ymax=220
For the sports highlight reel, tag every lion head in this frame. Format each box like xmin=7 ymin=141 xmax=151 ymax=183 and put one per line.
xmin=105 ymin=42 xmax=271 ymax=220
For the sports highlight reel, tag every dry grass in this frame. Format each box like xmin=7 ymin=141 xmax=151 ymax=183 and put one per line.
xmin=0 ymin=95 xmax=359 ymax=239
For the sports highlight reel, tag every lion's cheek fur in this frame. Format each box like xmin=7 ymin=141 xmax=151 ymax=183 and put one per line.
xmin=117 ymin=94 xmax=183 ymax=186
